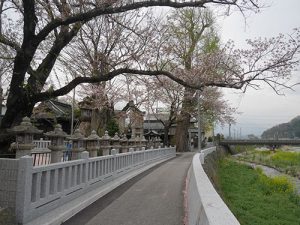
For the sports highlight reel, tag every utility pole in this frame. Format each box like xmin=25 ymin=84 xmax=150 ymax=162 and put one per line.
xmin=0 ymin=77 xmax=3 ymax=117
xmin=197 ymin=90 xmax=201 ymax=152
xmin=71 ymin=87 xmax=75 ymax=135
xmin=229 ymin=123 xmax=231 ymax=139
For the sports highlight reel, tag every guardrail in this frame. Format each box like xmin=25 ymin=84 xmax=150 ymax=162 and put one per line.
xmin=186 ymin=147 xmax=240 ymax=225
xmin=14 ymin=147 xmax=176 ymax=224
xmin=219 ymin=139 xmax=300 ymax=146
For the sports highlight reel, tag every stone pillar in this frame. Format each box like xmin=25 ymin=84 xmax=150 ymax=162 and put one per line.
xmin=9 ymin=117 xmax=42 ymax=158
xmin=100 ymin=131 xmax=111 ymax=156
xmin=45 ymin=124 xmax=67 ymax=163
xmin=86 ymin=130 xmax=100 ymax=157
xmin=111 ymin=133 xmax=121 ymax=154
xmin=67 ymin=129 xmax=85 ymax=160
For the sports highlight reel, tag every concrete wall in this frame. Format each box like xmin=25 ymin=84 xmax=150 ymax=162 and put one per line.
xmin=187 ymin=147 xmax=240 ymax=225
xmin=0 ymin=159 xmax=19 ymax=208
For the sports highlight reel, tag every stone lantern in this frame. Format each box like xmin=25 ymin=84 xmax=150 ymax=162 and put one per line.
xmin=141 ymin=136 xmax=147 ymax=150
xmin=80 ymin=107 xmax=92 ymax=122
xmin=120 ymin=135 xmax=128 ymax=153
xmin=99 ymin=131 xmax=111 ymax=156
xmin=67 ymin=129 xmax=85 ymax=160
xmin=44 ymin=124 xmax=68 ymax=163
xmin=128 ymin=135 xmax=136 ymax=151
xmin=85 ymin=130 xmax=100 ymax=157
xmin=154 ymin=137 xmax=160 ymax=148
xmin=111 ymin=133 xmax=121 ymax=154
xmin=135 ymin=136 xmax=141 ymax=151
xmin=9 ymin=117 xmax=42 ymax=158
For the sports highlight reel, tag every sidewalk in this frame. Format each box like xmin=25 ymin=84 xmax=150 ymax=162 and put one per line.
xmin=63 ymin=153 xmax=194 ymax=225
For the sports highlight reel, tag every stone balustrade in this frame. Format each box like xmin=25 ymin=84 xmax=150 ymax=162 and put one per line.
xmin=10 ymin=147 xmax=176 ymax=224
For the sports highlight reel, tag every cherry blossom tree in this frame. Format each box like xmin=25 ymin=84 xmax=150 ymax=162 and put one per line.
xmin=0 ymin=0 xmax=298 ymax=147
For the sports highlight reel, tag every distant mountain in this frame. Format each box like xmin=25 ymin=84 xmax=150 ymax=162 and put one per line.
xmin=261 ymin=116 xmax=300 ymax=139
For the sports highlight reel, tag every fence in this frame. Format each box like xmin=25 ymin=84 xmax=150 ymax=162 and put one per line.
xmin=14 ymin=146 xmax=176 ymax=224
xmin=33 ymin=139 xmax=51 ymax=149
xmin=31 ymin=138 xmax=52 ymax=166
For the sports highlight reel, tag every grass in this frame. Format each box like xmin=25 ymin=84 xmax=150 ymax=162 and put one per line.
xmin=236 ymin=147 xmax=300 ymax=177
xmin=218 ymin=159 xmax=300 ymax=225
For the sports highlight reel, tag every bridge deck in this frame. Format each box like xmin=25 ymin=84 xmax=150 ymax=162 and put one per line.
xmin=63 ymin=153 xmax=194 ymax=225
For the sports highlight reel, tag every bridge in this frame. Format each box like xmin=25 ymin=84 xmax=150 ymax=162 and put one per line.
xmin=0 ymin=147 xmax=239 ymax=225
xmin=219 ymin=139 xmax=300 ymax=146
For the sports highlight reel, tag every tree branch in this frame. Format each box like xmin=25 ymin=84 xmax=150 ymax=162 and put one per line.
xmin=23 ymin=0 xmax=37 ymax=45
xmin=35 ymin=67 xmax=247 ymax=102
xmin=27 ymin=23 xmax=82 ymax=93
xmin=0 ymin=34 xmax=21 ymax=52
xmin=36 ymin=0 xmax=213 ymax=42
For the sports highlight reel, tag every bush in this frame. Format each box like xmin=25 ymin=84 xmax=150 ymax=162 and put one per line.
xmin=106 ymin=118 xmax=119 ymax=136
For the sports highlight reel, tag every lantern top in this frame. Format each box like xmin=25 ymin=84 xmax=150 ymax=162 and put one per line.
xmin=86 ymin=130 xmax=101 ymax=140
xmin=120 ymin=134 xmax=128 ymax=141
xmin=101 ymin=130 xmax=110 ymax=140
xmin=9 ymin=117 xmax=42 ymax=134
xmin=113 ymin=133 xmax=120 ymax=140
xmin=45 ymin=124 xmax=68 ymax=137
xmin=68 ymin=129 xmax=85 ymax=140
xmin=135 ymin=136 xmax=141 ymax=141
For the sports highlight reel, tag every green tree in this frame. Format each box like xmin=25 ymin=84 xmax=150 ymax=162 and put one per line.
xmin=165 ymin=8 xmax=220 ymax=152
xmin=106 ymin=118 xmax=119 ymax=137
xmin=0 ymin=0 xmax=299 ymax=146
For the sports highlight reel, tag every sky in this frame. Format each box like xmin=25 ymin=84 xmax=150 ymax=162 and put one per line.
xmin=214 ymin=0 xmax=300 ymax=137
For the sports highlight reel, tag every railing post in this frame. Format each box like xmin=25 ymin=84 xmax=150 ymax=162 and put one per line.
xmin=15 ymin=155 xmax=33 ymax=224
xmin=142 ymin=147 xmax=145 ymax=164
xmin=111 ymin=149 xmax=117 ymax=177
xmin=129 ymin=148 xmax=134 ymax=168
xmin=80 ymin=151 xmax=89 ymax=186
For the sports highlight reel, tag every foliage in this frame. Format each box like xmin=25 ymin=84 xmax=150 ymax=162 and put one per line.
xmin=256 ymin=168 xmax=295 ymax=194
xmin=233 ymin=145 xmax=256 ymax=153
xmin=106 ymin=118 xmax=119 ymax=137
xmin=237 ymin=148 xmax=300 ymax=177
xmin=261 ymin=115 xmax=300 ymax=139
xmin=218 ymin=159 xmax=300 ymax=225
xmin=0 ymin=1 xmax=299 ymax=132
xmin=74 ymin=108 xmax=81 ymax=119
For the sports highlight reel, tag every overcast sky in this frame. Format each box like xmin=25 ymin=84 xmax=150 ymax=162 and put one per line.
xmin=215 ymin=0 xmax=300 ymax=137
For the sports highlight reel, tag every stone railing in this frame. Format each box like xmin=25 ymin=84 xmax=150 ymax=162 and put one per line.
xmin=186 ymin=147 xmax=240 ymax=225
xmin=10 ymin=146 xmax=176 ymax=224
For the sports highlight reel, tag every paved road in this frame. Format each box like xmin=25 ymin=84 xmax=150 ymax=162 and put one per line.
xmin=63 ymin=153 xmax=194 ymax=225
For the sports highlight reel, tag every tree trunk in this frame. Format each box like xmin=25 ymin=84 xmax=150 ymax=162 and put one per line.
xmin=1 ymin=91 xmax=35 ymax=129
xmin=175 ymin=88 xmax=195 ymax=152
xmin=163 ymin=125 xmax=170 ymax=147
